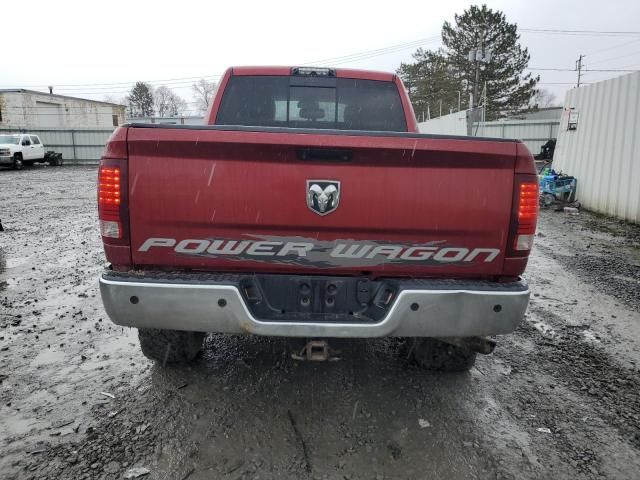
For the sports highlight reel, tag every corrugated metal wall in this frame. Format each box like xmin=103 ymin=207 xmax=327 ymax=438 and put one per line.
xmin=475 ymin=119 xmax=560 ymax=154
xmin=417 ymin=110 xmax=469 ymax=136
xmin=0 ymin=127 xmax=114 ymax=162
xmin=553 ymin=72 xmax=640 ymax=223
xmin=417 ymin=109 xmax=560 ymax=154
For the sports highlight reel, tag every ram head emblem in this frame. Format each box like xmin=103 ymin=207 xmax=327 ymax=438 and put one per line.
xmin=306 ymin=180 xmax=340 ymax=215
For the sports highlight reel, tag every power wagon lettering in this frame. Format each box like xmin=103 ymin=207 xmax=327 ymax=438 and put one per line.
xmin=138 ymin=238 xmax=501 ymax=264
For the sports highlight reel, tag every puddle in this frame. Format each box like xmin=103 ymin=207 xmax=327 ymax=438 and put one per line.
xmin=24 ymin=389 xmax=56 ymax=407
xmin=5 ymin=256 xmax=30 ymax=269
xmin=2 ymin=413 xmax=34 ymax=436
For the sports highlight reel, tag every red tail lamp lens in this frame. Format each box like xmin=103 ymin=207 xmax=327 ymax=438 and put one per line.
xmin=98 ymin=167 xmax=121 ymax=210
xmin=513 ymin=181 xmax=539 ymax=251
xmin=517 ymin=182 xmax=538 ymax=234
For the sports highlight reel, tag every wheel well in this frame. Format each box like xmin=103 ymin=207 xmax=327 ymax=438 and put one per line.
xmin=14 ymin=152 xmax=22 ymax=159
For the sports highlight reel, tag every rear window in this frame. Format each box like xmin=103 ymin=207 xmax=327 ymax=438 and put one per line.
xmin=215 ymin=75 xmax=407 ymax=132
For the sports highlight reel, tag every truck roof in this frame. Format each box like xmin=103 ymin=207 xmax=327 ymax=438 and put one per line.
xmin=230 ymin=66 xmax=396 ymax=82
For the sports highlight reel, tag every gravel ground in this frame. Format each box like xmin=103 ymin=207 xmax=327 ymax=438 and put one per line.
xmin=1 ymin=166 xmax=639 ymax=480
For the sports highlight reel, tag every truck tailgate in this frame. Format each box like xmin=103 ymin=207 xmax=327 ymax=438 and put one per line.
xmin=126 ymin=126 xmax=517 ymax=278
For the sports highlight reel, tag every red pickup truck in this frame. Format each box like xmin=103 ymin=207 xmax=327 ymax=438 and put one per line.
xmin=98 ymin=66 xmax=538 ymax=371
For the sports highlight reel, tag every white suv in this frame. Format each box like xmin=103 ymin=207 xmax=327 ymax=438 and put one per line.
xmin=0 ymin=134 xmax=47 ymax=169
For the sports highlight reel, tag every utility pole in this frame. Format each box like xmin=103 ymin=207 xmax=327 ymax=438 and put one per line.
xmin=482 ymin=81 xmax=487 ymax=123
xmin=469 ymin=25 xmax=492 ymax=108
xmin=576 ymin=54 xmax=584 ymax=88
xmin=472 ymin=28 xmax=484 ymax=108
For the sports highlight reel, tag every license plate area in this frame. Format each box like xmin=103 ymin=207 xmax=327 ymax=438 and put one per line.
xmin=238 ymin=274 xmax=397 ymax=323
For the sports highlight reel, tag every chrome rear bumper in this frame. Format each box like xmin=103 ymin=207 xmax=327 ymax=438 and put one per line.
xmin=99 ymin=273 xmax=529 ymax=338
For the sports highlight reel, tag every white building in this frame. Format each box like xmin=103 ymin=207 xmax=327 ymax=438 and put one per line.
xmin=418 ymin=107 xmax=560 ymax=154
xmin=553 ymin=72 xmax=640 ymax=223
xmin=0 ymin=89 xmax=126 ymax=129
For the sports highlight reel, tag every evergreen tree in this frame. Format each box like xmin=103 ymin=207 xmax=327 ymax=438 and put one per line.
xmin=398 ymin=49 xmax=461 ymax=121
xmin=442 ymin=4 xmax=538 ymax=119
xmin=127 ymin=82 xmax=155 ymax=117
xmin=399 ymin=4 xmax=539 ymax=120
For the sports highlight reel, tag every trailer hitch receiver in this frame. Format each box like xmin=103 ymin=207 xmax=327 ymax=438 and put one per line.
xmin=291 ymin=339 xmax=340 ymax=362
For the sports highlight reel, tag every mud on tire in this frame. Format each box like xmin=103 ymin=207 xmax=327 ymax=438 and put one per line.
xmin=12 ymin=154 xmax=23 ymax=170
xmin=137 ymin=328 xmax=205 ymax=365
xmin=407 ymin=337 xmax=477 ymax=372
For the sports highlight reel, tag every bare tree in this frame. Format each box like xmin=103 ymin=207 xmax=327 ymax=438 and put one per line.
xmin=192 ymin=78 xmax=217 ymax=114
xmin=154 ymin=86 xmax=172 ymax=117
xmin=533 ymin=89 xmax=558 ymax=108
xmin=103 ymin=95 xmax=126 ymax=105
xmin=167 ymin=92 xmax=188 ymax=116
xmin=154 ymin=86 xmax=187 ymax=117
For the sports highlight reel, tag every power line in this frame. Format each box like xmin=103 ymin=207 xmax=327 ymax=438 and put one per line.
xmin=58 ymin=38 xmax=443 ymax=93
xmin=6 ymin=29 xmax=638 ymax=103
xmin=2 ymin=37 xmax=442 ymax=92
xmin=52 ymin=76 xmax=222 ymax=92
xmin=617 ymin=61 xmax=640 ymax=69
xmin=1 ymin=75 xmax=221 ymax=90
xmin=526 ymin=66 xmax=637 ymax=72
xmin=587 ymin=49 xmax=640 ymax=66
xmin=584 ymin=37 xmax=640 ymax=57
xmin=520 ymin=28 xmax=640 ymax=37
xmin=538 ymin=82 xmax=591 ymax=85
xmin=528 ymin=67 xmax=575 ymax=71
xmin=5 ymin=29 xmax=640 ymax=91
xmin=1 ymin=85 xmax=213 ymax=97
xmin=585 ymin=68 xmax=638 ymax=72
xmin=3 ymin=101 xmax=207 ymax=109
xmin=303 ymin=36 xmax=441 ymax=66
xmin=7 ymin=29 xmax=639 ymax=92
xmin=11 ymin=84 xmax=207 ymax=96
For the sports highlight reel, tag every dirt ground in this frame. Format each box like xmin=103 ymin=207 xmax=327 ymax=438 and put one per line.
xmin=1 ymin=166 xmax=639 ymax=480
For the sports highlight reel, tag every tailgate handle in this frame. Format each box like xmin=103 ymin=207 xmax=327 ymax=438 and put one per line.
xmin=296 ymin=148 xmax=353 ymax=162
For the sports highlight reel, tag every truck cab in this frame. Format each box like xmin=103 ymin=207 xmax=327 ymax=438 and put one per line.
xmin=0 ymin=133 xmax=59 ymax=169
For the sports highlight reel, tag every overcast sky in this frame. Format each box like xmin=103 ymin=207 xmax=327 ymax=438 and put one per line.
xmin=3 ymin=0 xmax=640 ymax=114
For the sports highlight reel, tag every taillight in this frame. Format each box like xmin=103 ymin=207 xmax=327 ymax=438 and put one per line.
xmin=98 ymin=167 xmax=121 ymax=208
xmin=98 ymin=159 xmax=128 ymax=244
xmin=508 ymin=175 xmax=539 ymax=255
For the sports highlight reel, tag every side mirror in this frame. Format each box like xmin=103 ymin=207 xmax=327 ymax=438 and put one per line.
xmin=22 ymin=141 xmax=29 ymax=146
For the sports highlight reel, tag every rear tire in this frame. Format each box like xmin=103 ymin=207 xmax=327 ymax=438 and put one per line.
xmin=137 ymin=328 xmax=205 ymax=365
xmin=12 ymin=154 xmax=23 ymax=170
xmin=407 ymin=338 xmax=476 ymax=372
